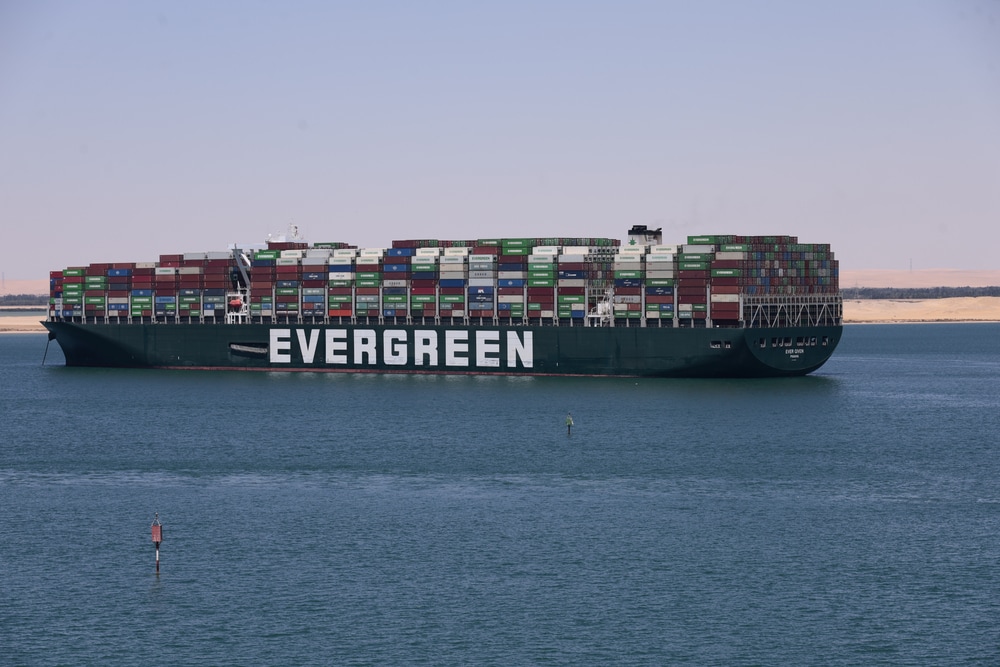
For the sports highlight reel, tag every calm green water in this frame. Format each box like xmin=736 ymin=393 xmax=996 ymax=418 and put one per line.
xmin=2 ymin=324 xmax=999 ymax=665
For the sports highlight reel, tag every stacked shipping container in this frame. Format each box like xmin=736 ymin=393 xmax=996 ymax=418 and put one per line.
xmin=49 ymin=234 xmax=838 ymax=328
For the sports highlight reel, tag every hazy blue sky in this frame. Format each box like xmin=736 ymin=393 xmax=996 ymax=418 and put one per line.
xmin=2 ymin=1 xmax=999 ymax=279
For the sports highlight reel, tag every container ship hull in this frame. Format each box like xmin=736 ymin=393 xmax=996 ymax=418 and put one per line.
xmin=42 ymin=321 xmax=841 ymax=378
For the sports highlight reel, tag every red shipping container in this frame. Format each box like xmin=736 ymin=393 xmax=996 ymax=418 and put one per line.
xmin=327 ymin=287 xmax=352 ymax=295
xmin=356 ymin=287 xmax=379 ymax=295
xmin=710 ymin=285 xmax=741 ymax=294
xmin=497 ymin=287 xmax=522 ymax=295
xmin=328 ymin=309 xmax=353 ymax=317
xmin=557 ymin=286 xmax=585 ymax=295
xmin=616 ymin=287 xmax=641 ymax=296
xmin=646 ymin=295 xmax=674 ymax=304
xmin=439 ymin=287 xmax=464 ymax=295
xmin=527 ymin=288 xmax=554 ymax=296
xmin=411 ymin=279 xmax=437 ymax=288
xmin=678 ymin=286 xmax=706 ymax=296
xmin=711 ymin=277 xmax=740 ymax=286
xmin=472 ymin=247 xmax=500 ymax=255
xmin=411 ymin=287 xmax=436 ymax=295
xmin=678 ymin=294 xmax=707 ymax=304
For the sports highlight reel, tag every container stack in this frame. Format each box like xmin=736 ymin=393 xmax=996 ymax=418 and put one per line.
xmin=49 ymin=233 xmax=836 ymax=329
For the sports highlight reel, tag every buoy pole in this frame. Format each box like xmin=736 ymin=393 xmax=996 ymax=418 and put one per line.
xmin=151 ymin=513 xmax=163 ymax=574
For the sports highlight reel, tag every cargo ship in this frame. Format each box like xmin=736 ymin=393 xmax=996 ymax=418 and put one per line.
xmin=42 ymin=226 xmax=842 ymax=377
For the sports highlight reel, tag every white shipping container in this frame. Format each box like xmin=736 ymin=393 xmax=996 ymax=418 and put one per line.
xmin=646 ymin=270 xmax=675 ymax=279
xmin=383 ymin=280 xmax=407 ymax=288
xmin=450 ymin=309 xmax=465 ymax=317
xmin=280 ymin=250 xmax=304 ymax=259
xmin=498 ymin=271 xmax=526 ymax=279
xmin=571 ymin=303 xmax=586 ymax=311
xmin=557 ymin=279 xmax=586 ymax=287
xmin=682 ymin=244 xmax=715 ymax=253
xmin=276 ymin=257 xmax=299 ymax=266
xmin=647 ymin=310 xmax=661 ymax=319
xmin=302 ymin=288 xmax=326 ymax=296
xmin=614 ymin=295 xmax=641 ymax=304
xmin=469 ymin=270 xmax=494 ymax=279
xmin=305 ymin=249 xmax=332 ymax=258
xmin=498 ymin=295 xmax=524 ymax=303
xmin=710 ymin=294 xmax=740 ymax=303
xmin=327 ymin=272 xmax=353 ymax=281
xmin=468 ymin=278 xmax=494 ymax=287
xmin=714 ymin=251 xmax=746 ymax=261
xmin=301 ymin=257 xmax=327 ymax=266
xmin=359 ymin=248 xmax=384 ymax=257
xmin=440 ymin=256 xmax=467 ymax=264
xmin=416 ymin=248 xmax=442 ymax=256
xmin=136 ymin=262 xmax=157 ymax=269
xmin=650 ymin=245 xmax=678 ymax=254
xmin=439 ymin=271 xmax=466 ymax=280
xmin=540 ymin=310 xmax=555 ymax=318
xmin=108 ymin=297 xmax=129 ymax=304
xmin=532 ymin=246 xmax=559 ymax=255
xmin=333 ymin=249 xmax=357 ymax=258
xmin=443 ymin=247 xmax=468 ymax=256
xmin=678 ymin=303 xmax=694 ymax=311
xmin=179 ymin=267 xmax=203 ymax=275
xmin=613 ymin=262 xmax=643 ymax=270
xmin=558 ymin=254 xmax=586 ymax=263
xmin=206 ymin=251 xmax=231 ymax=260
xmin=562 ymin=247 xmax=589 ymax=255
xmin=183 ymin=252 xmax=207 ymax=261
xmin=645 ymin=253 xmax=675 ymax=262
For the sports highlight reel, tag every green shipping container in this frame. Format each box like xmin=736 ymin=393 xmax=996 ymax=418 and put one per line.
xmin=679 ymin=262 xmax=708 ymax=271
xmin=711 ymin=269 xmax=742 ymax=277
xmin=614 ymin=270 xmax=643 ymax=279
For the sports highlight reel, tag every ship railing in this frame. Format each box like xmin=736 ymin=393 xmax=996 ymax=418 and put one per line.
xmin=742 ymin=295 xmax=843 ymax=328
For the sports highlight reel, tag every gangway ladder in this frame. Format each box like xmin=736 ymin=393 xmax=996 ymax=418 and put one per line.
xmin=226 ymin=247 xmax=253 ymax=324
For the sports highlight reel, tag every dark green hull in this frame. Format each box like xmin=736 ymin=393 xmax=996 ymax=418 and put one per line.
xmin=43 ymin=321 xmax=841 ymax=378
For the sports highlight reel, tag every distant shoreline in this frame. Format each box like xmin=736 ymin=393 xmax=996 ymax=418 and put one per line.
xmin=3 ymin=297 xmax=999 ymax=333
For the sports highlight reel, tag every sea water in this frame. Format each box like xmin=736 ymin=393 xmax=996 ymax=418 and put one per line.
xmin=2 ymin=324 xmax=998 ymax=665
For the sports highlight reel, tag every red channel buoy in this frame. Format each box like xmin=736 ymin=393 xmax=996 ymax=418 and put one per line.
xmin=151 ymin=513 xmax=163 ymax=573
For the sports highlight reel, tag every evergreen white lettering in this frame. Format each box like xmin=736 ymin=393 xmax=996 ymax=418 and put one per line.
xmin=268 ymin=328 xmax=533 ymax=369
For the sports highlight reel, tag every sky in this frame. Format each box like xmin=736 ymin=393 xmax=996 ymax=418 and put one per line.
xmin=1 ymin=0 xmax=999 ymax=281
